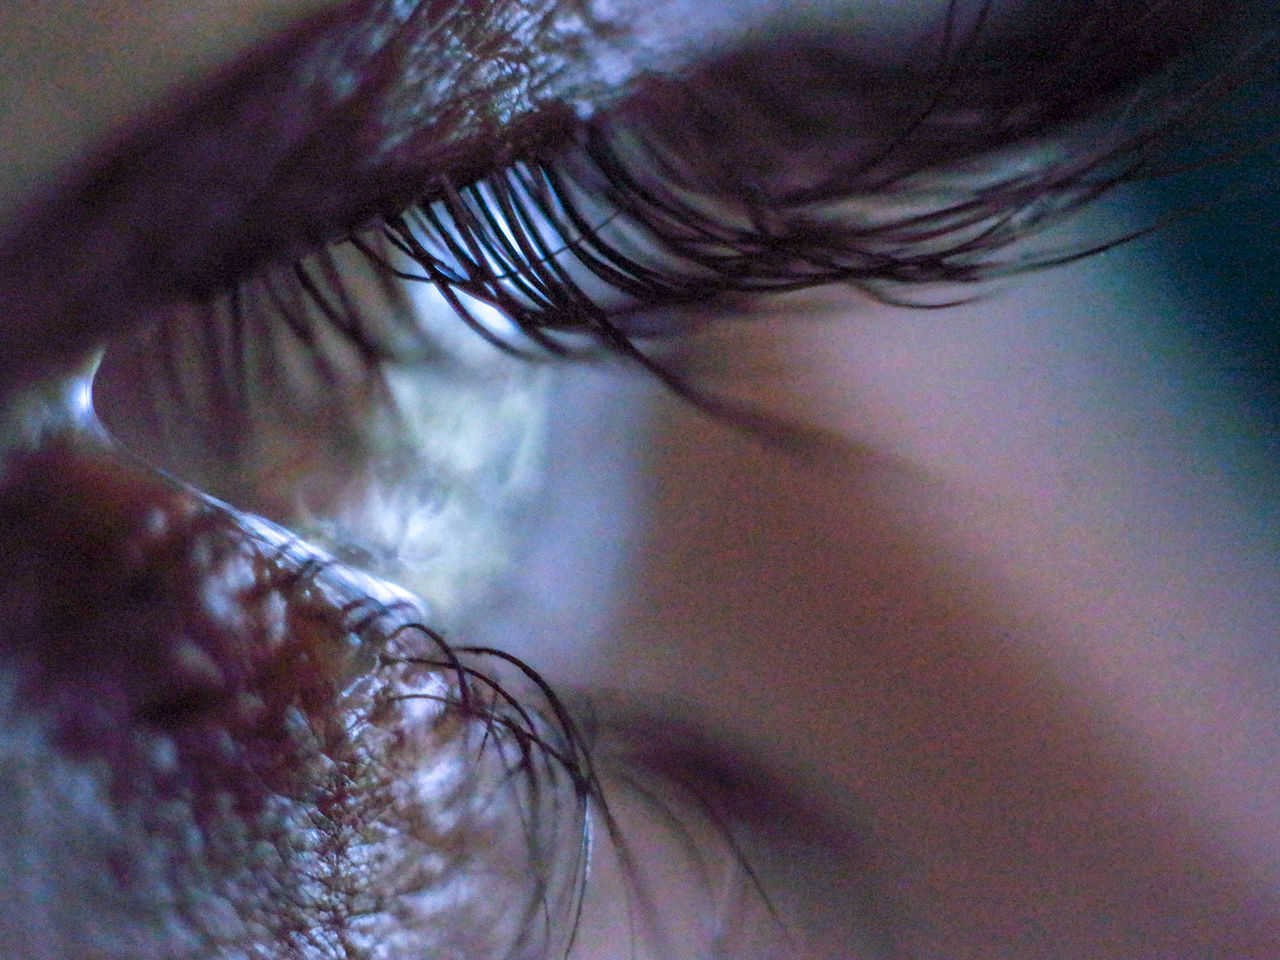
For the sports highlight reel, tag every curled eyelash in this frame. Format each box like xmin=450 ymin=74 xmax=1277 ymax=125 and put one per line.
xmin=242 ymin=527 xmax=796 ymax=960
xmin=145 ymin=0 xmax=1270 ymax=456
xmin=378 ymin=631 xmax=599 ymax=959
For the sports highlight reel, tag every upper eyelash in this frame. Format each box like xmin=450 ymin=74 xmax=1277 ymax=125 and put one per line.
xmin=69 ymin=7 xmax=1275 ymax=954
xmin=95 ymin=0 xmax=1264 ymax=444
xmin=163 ymin=97 xmax=1191 ymax=441
xmin=215 ymin=116 xmax=1115 ymax=355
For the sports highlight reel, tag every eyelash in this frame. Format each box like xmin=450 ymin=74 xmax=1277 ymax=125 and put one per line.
xmin=160 ymin=107 xmax=1167 ymax=446
xmin=76 ymin=0 xmax=1257 ymax=463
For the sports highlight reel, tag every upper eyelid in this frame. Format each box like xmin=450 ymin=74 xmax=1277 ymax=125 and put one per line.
xmin=263 ymin=8 xmax=1252 ymax=350
xmin=0 ymin=0 xmax=1249 ymax=401
xmin=0 ymin=0 xmax=592 ymax=399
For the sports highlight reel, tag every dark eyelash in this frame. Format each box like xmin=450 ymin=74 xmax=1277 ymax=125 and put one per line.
xmin=167 ymin=96 xmax=1216 ymax=454
xmin=381 ymin=631 xmax=601 ymax=956
xmin=94 ymin=4 xmax=1275 ymax=518
xmin=74 ymin=7 xmax=1277 ymax=955
xmin=160 ymin=7 xmax=1261 ymax=423
xmin=226 ymin=525 xmax=610 ymax=957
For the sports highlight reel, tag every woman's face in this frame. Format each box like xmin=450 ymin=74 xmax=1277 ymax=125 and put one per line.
xmin=2 ymin=2 xmax=1278 ymax=958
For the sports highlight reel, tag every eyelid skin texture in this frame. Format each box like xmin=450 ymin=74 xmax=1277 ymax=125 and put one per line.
xmin=0 ymin=439 xmax=596 ymax=959
xmin=0 ymin=0 xmax=345 ymax=225
xmin=0 ymin=0 xmax=602 ymax=402
xmin=0 ymin=0 xmax=1238 ymax=409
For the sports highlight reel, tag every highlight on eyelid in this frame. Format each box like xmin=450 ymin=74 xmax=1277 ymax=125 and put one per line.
xmin=40 ymin=6 xmax=1279 ymax=956
xmin=69 ymin=0 xmax=1272 ymax=477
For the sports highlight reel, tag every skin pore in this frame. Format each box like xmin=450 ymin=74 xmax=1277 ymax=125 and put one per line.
xmin=1 ymin=1 xmax=1278 ymax=958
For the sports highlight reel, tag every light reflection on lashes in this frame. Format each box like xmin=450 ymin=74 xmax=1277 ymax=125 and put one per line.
xmin=87 ymin=2 xmax=1226 ymax=617
xmin=0 ymin=0 xmax=1273 ymax=958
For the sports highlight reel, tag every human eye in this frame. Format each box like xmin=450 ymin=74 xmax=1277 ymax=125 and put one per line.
xmin=1 ymin=1 xmax=1274 ymax=959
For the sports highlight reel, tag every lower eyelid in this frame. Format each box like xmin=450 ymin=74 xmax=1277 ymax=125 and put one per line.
xmin=0 ymin=438 xmax=601 ymax=958
xmin=12 ymin=8 xmax=1262 ymax=956
xmin=85 ymin=224 xmax=810 ymax=956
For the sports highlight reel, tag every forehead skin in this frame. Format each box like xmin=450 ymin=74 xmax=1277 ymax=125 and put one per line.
xmin=0 ymin=0 xmax=343 ymax=223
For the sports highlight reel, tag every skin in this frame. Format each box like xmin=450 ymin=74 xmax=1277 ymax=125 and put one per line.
xmin=0 ymin=0 xmax=341 ymax=224
xmin=0 ymin=1 xmax=1277 ymax=958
